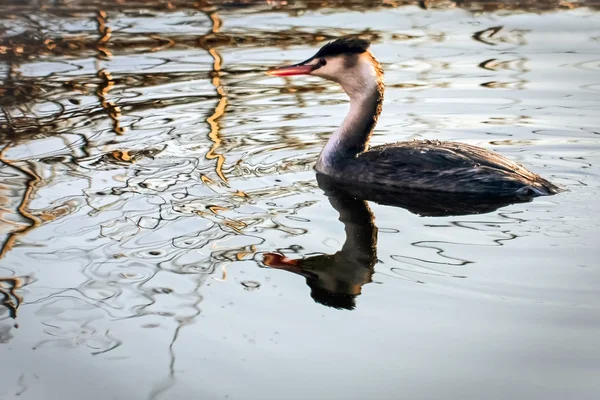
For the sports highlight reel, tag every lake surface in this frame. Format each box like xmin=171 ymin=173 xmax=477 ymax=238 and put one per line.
xmin=1 ymin=1 xmax=599 ymax=399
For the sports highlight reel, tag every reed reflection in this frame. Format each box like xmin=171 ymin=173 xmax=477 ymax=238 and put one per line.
xmin=263 ymin=173 xmax=531 ymax=310
xmin=0 ymin=276 xmax=26 ymax=319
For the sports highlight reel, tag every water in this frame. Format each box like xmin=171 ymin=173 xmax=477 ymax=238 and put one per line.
xmin=1 ymin=1 xmax=599 ymax=399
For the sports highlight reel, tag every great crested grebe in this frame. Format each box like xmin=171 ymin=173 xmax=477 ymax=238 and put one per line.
xmin=267 ymin=37 xmax=560 ymax=197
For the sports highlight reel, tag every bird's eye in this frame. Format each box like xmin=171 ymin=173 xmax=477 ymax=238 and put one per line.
xmin=319 ymin=58 xmax=327 ymax=66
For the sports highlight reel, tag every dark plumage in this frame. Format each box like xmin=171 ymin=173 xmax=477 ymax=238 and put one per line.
xmin=313 ymin=37 xmax=370 ymax=58
xmin=328 ymin=140 xmax=560 ymax=196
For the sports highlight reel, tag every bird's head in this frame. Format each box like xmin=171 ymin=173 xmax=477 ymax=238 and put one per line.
xmin=267 ymin=37 xmax=383 ymax=97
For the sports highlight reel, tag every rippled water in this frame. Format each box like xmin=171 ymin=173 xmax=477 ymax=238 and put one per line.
xmin=1 ymin=1 xmax=599 ymax=399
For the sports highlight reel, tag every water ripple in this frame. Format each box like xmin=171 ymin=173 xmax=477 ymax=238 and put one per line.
xmin=1 ymin=2 xmax=599 ymax=399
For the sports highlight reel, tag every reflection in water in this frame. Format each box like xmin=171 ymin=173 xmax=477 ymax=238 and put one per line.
xmin=0 ymin=273 xmax=32 ymax=347
xmin=263 ymin=173 xmax=533 ymax=309
xmin=0 ymin=0 xmax=596 ymax=330
xmin=0 ymin=1 xmax=599 ymax=399
xmin=0 ymin=275 xmax=30 ymax=319
xmin=203 ymin=10 xmax=229 ymax=184
xmin=264 ymin=183 xmax=377 ymax=310
xmin=0 ymin=148 xmax=42 ymax=259
xmin=315 ymin=173 xmax=534 ymax=217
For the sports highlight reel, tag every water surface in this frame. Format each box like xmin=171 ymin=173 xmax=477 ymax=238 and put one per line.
xmin=1 ymin=1 xmax=599 ymax=399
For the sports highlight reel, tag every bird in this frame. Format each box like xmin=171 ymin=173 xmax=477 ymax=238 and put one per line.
xmin=267 ymin=37 xmax=560 ymax=197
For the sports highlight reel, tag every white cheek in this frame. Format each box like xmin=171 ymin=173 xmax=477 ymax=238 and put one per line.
xmin=313 ymin=59 xmax=345 ymax=80
xmin=310 ymin=57 xmax=378 ymax=97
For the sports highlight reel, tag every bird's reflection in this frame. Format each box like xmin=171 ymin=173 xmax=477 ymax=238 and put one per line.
xmin=264 ymin=178 xmax=377 ymax=310
xmin=263 ymin=174 xmax=532 ymax=310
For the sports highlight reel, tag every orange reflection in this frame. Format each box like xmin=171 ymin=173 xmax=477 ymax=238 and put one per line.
xmin=96 ymin=69 xmax=124 ymax=135
xmin=96 ymin=10 xmax=113 ymax=59
xmin=0 ymin=146 xmax=41 ymax=260
xmin=95 ymin=10 xmax=123 ymax=135
xmin=203 ymin=11 xmax=228 ymax=184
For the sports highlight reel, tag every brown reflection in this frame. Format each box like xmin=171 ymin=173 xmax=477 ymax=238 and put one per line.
xmin=263 ymin=173 xmax=531 ymax=310
xmin=202 ymin=10 xmax=229 ymax=184
xmin=0 ymin=0 xmax=596 ymax=17
xmin=96 ymin=69 xmax=124 ymax=135
xmin=0 ymin=146 xmax=41 ymax=260
xmin=95 ymin=10 xmax=124 ymax=135
xmin=96 ymin=10 xmax=112 ymax=59
xmin=0 ymin=276 xmax=27 ymax=318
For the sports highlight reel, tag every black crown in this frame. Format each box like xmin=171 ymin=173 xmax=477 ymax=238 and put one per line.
xmin=314 ymin=37 xmax=371 ymax=58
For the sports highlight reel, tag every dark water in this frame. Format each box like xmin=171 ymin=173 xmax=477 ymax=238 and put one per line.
xmin=1 ymin=1 xmax=599 ymax=399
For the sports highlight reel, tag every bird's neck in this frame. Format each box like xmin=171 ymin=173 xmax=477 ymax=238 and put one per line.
xmin=317 ymin=57 xmax=384 ymax=171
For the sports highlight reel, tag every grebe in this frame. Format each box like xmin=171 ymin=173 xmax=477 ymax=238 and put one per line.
xmin=267 ymin=37 xmax=560 ymax=197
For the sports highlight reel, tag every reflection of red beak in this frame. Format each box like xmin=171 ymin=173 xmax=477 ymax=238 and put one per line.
xmin=267 ymin=64 xmax=314 ymax=77
xmin=262 ymin=253 xmax=315 ymax=279
xmin=263 ymin=253 xmax=300 ymax=268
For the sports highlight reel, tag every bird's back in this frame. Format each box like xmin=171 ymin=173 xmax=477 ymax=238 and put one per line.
xmin=331 ymin=140 xmax=560 ymax=196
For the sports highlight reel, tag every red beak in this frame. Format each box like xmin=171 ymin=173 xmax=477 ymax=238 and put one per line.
xmin=267 ymin=63 xmax=315 ymax=77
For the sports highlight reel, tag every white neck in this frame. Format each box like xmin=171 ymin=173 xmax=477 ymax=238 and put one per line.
xmin=316 ymin=56 xmax=383 ymax=173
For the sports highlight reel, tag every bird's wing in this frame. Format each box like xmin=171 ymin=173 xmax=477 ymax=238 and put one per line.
xmin=361 ymin=141 xmax=539 ymax=180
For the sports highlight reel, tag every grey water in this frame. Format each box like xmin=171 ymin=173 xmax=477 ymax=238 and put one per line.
xmin=1 ymin=1 xmax=599 ymax=399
